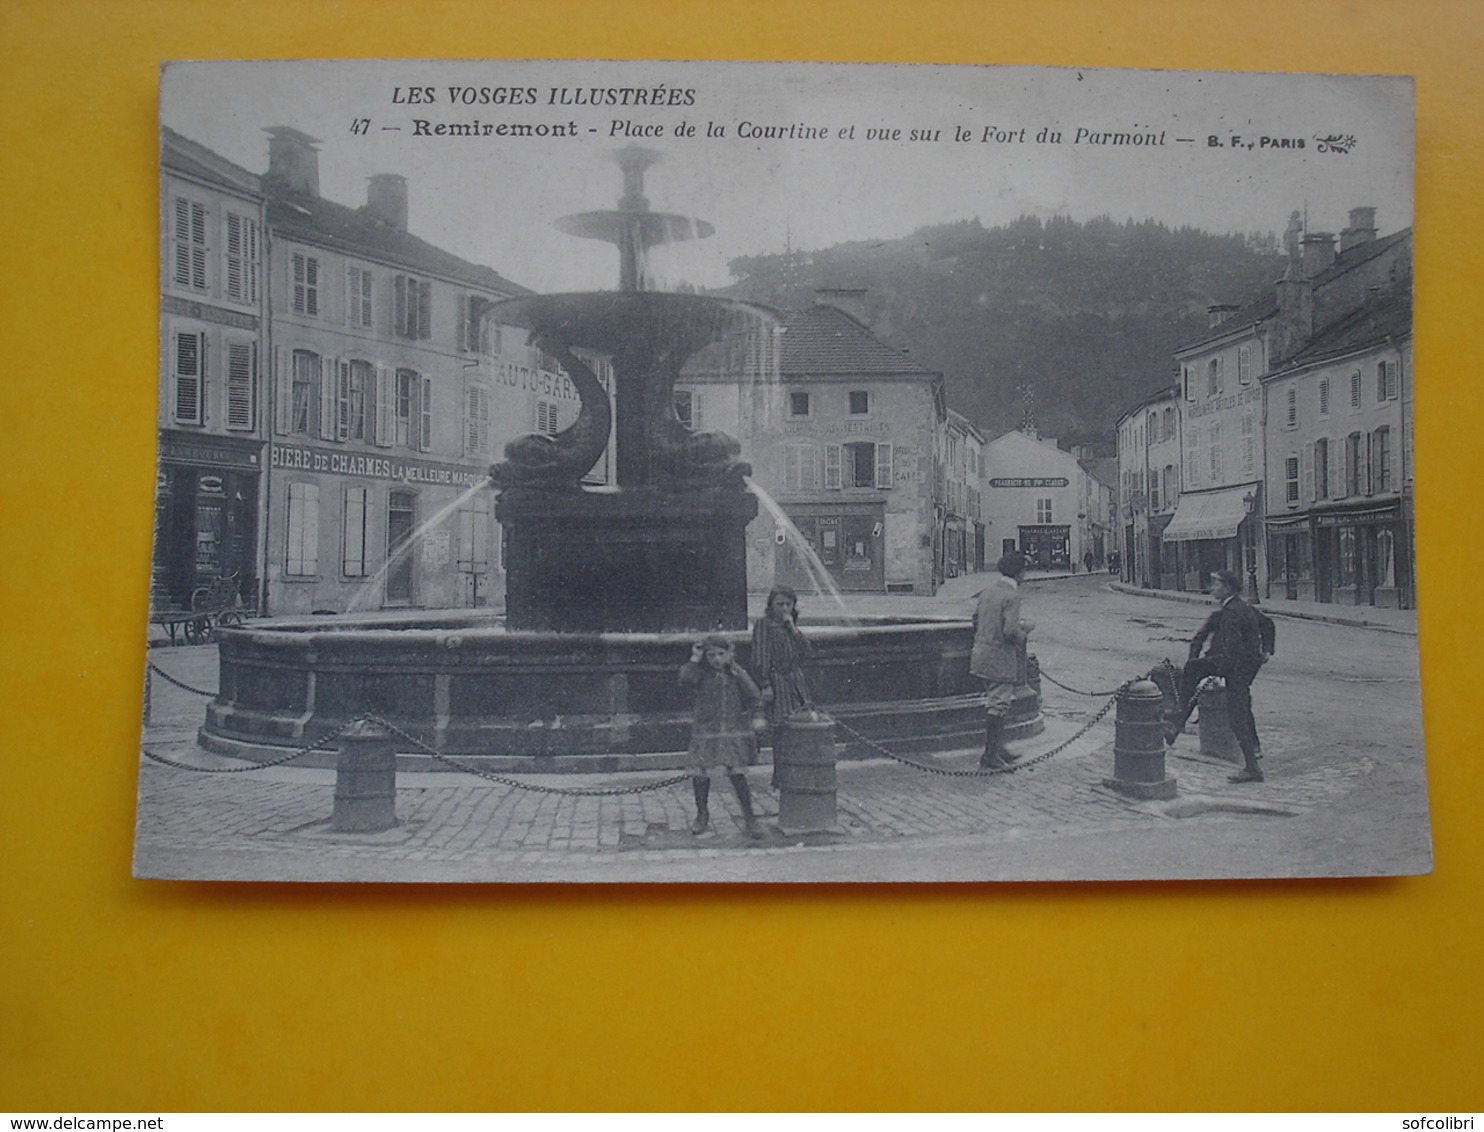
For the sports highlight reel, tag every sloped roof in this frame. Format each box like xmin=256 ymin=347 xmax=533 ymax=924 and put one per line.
xmin=776 ymin=304 xmax=938 ymax=378
xmin=1082 ymin=456 xmax=1119 ymax=489
xmin=161 ymin=126 xmax=261 ymax=196
xmin=1176 ymin=227 xmax=1412 ymax=355
xmin=267 ymin=191 xmax=530 ymax=297
xmin=1273 ymin=289 xmax=1412 ymax=374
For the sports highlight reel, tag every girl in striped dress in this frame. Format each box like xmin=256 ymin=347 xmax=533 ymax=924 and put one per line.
xmin=750 ymin=586 xmax=814 ymax=784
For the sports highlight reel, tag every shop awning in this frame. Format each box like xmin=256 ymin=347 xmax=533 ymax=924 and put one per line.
xmin=1161 ymin=486 xmax=1254 ymax=543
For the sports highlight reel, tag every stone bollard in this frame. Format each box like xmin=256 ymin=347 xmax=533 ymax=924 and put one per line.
xmin=775 ymin=712 xmax=839 ymax=834
xmin=1197 ymin=681 xmax=1242 ymax=763
xmin=1104 ymin=679 xmax=1178 ymax=800
xmin=331 ymin=718 xmax=399 ymax=833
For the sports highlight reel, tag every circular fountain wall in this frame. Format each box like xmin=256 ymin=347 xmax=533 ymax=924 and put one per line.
xmin=200 ymin=616 xmax=1043 ymax=771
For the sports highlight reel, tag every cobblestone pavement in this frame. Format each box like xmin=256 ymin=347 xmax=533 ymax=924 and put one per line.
xmin=134 ymin=632 xmax=1385 ymax=882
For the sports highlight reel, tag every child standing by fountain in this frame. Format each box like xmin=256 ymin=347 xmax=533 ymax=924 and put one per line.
xmin=750 ymin=586 xmax=814 ymax=785
xmin=679 ymin=635 xmax=768 ymax=839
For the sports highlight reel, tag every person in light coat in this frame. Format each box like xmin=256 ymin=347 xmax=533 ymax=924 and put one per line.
xmin=969 ymin=551 xmax=1034 ymax=769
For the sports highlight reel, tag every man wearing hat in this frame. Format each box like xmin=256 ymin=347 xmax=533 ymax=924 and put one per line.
xmin=970 ymin=551 xmax=1034 ymax=770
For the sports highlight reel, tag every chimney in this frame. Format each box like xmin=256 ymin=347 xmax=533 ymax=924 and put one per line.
xmin=1301 ymin=232 xmax=1337 ymax=278
xmin=263 ymin=126 xmax=322 ymax=197
xmin=814 ymin=287 xmax=870 ymax=326
xmin=1340 ymin=206 xmax=1378 ymax=253
xmin=365 ymin=173 xmax=408 ymax=230
xmin=1207 ymin=303 xmax=1241 ymax=329
xmin=1271 ymin=273 xmax=1314 ymax=365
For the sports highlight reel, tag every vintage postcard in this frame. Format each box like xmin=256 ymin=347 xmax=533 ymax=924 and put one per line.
xmin=137 ymin=59 xmax=1425 ymax=882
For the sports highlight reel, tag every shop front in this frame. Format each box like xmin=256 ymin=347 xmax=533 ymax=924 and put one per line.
xmin=1017 ymin=524 xmax=1071 ymax=570
xmin=154 ymin=432 xmax=263 ymax=612
xmin=778 ymin=501 xmax=886 ymax=593
xmin=1268 ymin=501 xmax=1408 ymax=608
xmin=1161 ymin=483 xmax=1261 ymax=596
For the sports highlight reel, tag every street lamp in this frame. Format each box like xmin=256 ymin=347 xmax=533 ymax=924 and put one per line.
xmin=1242 ymin=490 xmax=1260 ymax=603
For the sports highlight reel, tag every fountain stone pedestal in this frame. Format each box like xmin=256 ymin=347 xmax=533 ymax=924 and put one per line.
xmin=498 ymin=486 xmax=757 ymax=633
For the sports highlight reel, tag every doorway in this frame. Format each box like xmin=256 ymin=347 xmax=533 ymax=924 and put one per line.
xmin=386 ymin=490 xmax=416 ymax=605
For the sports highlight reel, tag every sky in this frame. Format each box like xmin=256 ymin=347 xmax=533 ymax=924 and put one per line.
xmin=161 ymin=59 xmax=1414 ymax=294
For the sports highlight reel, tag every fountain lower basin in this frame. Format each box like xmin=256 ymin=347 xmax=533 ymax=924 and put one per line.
xmin=200 ymin=614 xmax=1044 ymax=771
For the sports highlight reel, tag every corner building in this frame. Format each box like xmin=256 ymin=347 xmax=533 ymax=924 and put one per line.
xmin=253 ymin=127 xmax=605 ymax=615
xmin=156 ymin=129 xmax=268 ymax=613
xmin=680 ymin=293 xmax=945 ymax=594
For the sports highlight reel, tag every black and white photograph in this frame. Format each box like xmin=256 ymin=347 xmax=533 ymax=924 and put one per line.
xmin=137 ymin=58 xmax=1425 ymax=883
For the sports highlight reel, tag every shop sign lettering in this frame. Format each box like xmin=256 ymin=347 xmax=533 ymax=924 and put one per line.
xmin=270 ymin=443 xmax=485 ymax=487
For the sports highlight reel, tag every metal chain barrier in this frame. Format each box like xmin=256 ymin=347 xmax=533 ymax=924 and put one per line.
xmin=834 ymin=683 xmax=1125 ymax=778
xmin=365 ymin=715 xmax=692 ymax=797
xmin=146 ymin=661 xmax=219 ymax=699
xmin=141 ymin=717 xmax=363 ymax=774
xmin=1038 ymin=669 xmax=1131 ymax=698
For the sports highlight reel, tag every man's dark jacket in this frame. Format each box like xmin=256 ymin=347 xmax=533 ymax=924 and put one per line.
xmin=1190 ymin=596 xmax=1266 ymax=680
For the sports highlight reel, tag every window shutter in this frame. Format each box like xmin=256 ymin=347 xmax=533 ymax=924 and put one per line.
xmin=691 ymin=390 xmax=704 ymax=430
xmin=1301 ymin=442 xmax=1315 ymax=504
xmin=173 ymin=199 xmax=191 ymax=285
xmin=824 ymin=444 xmax=842 ymax=489
xmin=372 ymin=366 xmax=394 ymax=447
xmin=273 ymin=348 xmax=292 ymax=435
xmin=419 ymin=375 xmax=433 ymax=450
xmin=174 ymin=330 xmax=204 ymax=424
xmin=875 ymin=442 xmax=894 ymax=489
xmin=394 ymin=275 xmax=408 ymax=337
xmin=226 ymin=213 xmax=242 ymax=300
xmin=1365 ymin=432 xmax=1376 ymax=496
xmin=1350 ymin=370 xmax=1362 ymax=409
xmin=417 ymin=281 xmax=432 ymax=339
xmin=319 ymin=356 xmax=337 ymax=439
xmin=1329 ymin=438 xmax=1342 ymax=499
xmin=226 ymin=341 xmax=254 ymax=430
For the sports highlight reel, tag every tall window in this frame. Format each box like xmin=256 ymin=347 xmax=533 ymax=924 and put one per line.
xmin=394 ymin=274 xmax=432 ymax=339
xmin=292 ymin=253 xmax=320 ymax=317
xmin=290 ymin=350 xmax=318 ymax=435
xmin=1036 ymin=498 xmax=1053 ymax=523
xmin=1349 ymin=369 xmax=1362 ymax=410
xmin=346 ymin=266 xmax=374 ymax=328
xmin=285 ymin=482 xmax=319 ymax=576
xmin=1319 ymin=377 xmax=1331 ymax=416
xmin=1162 ymin=406 xmax=1174 ymax=439
xmin=1147 ymin=411 xmax=1158 ymax=443
xmin=1208 ymin=422 xmax=1222 ymax=481
xmin=1374 ymin=427 xmax=1392 ymax=493
xmin=1286 ymin=387 xmax=1297 ymax=428
xmin=1346 ymin=432 xmax=1364 ymax=496
xmin=1240 ymin=413 xmax=1255 ymax=474
xmin=1163 ymin=464 xmax=1176 ymax=509
xmin=783 ymin=444 xmax=818 ymax=491
xmin=1238 ymin=344 xmax=1253 ymax=385
xmin=342 ymin=486 xmax=368 ymax=577
xmin=225 ymin=340 xmax=256 ymax=430
xmin=1377 ymin=359 xmax=1399 ymax=401
xmin=224 ymin=212 xmax=258 ymax=303
xmin=1149 ymin=473 xmax=1160 ymax=512
xmin=342 ymin=359 xmax=372 ymax=441
xmin=1285 ymin=455 xmax=1300 ymax=504
xmin=1315 ymin=438 xmax=1330 ymax=500
xmin=674 ymin=389 xmax=703 ymax=430
xmin=172 ymin=197 xmax=207 ymax=291
xmin=1207 ymin=357 xmax=1223 ymax=396
xmin=173 ymin=330 xmax=206 ymax=425
xmin=1185 ymin=423 xmax=1200 ymax=489
xmin=462 ymin=295 xmax=490 ymax=353
xmin=395 ymin=369 xmax=430 ymax=449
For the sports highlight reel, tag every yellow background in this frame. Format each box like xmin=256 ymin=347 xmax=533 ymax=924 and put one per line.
xmin=2 ymin=0 xmax=1480 ymax=1112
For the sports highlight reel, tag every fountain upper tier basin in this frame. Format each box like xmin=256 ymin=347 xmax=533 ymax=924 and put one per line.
xmin=200 ymin=614 xmax=1043 ymax=772
xmin=487 ymin=291 xmax=775 ymax=355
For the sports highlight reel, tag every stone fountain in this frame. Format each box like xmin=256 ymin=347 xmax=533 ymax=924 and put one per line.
xmin=200 ymin=149 xmax=1042 ymax=771
xmin=488 ymin=146 xmax=765 ymax=633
